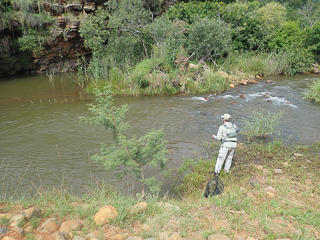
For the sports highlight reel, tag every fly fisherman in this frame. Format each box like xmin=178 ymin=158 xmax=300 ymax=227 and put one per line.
xmin=212 ymin=113 xmax=239 ymax=175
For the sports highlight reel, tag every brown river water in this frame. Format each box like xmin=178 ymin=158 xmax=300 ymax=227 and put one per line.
xmin=0 ymin=72 xmax=319 ymax=197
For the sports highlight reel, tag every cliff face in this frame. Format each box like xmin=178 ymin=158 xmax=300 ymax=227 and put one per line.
xmin=0 ymin=1 xmax=100 ymax=76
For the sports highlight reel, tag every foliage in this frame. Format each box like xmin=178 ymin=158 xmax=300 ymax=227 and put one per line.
xmin=0 ymin=216 xmax=10 ymax=226
xmin=79 ymin=87 xmax=130 ymax=138
xmin=166 ymin=1 xmax=223 ymax=24
xmin=269 ymin=21 xmax=305 ymax=51
xmin=81 ymin=87 xmax=168 ymax=197
xmin=297 ymin=0 xmax=320 ymax=28
xmin=254 ymin=2 xmax=287 ymax=44
xmin=174 ymin=157 xmax=216 ymax=196
xmin=303 ymin=78 xmax=320 ymax=103
xmin=221 ymin=50 xmax=312 ymax=76
xmin=186 ymin=17 xmax=232 ymax=61
xmin=306 ymin=21 xmax=320 ymax=61
xmin=243 ymin=110 xmax=283 ymax=141
xmin=17 ymin=28 xmax=46 ymax=54
xmin=79 ymin=9 xmax=109 ymax=52
xmin=146 ymin=16 xmax=186 ymax=66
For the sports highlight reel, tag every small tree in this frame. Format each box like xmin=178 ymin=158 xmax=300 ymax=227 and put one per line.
xmin=80 ymin=87 xmax=168 ymax=197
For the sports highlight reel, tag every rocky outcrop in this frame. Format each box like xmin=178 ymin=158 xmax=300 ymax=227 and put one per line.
xmin=0 ymin=1 xmax=96 ymax=76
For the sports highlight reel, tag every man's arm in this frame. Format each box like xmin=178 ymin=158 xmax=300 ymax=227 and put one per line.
xmin=212 ymin=126 xmax=223 ymax=141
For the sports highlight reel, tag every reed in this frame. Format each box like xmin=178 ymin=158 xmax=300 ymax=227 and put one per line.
xmin=243 ymin=110 xmax=283 ymax=141
xmin=303 ymin=78 xmax=320 ymax=103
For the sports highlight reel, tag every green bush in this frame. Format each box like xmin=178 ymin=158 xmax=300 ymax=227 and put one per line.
xmin=303 ymin=79 xmax=320 ymax=103
xmin=81 ymin=87 xmax=169 ymax=197
xmin=243 ymin=110 xmax=283 ymax=141
xmin=186 ymin=17 xmax=232 ymax=62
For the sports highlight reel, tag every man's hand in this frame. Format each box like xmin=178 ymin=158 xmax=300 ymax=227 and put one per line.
xmin=212 ymin=135 xmax=215 ymax=139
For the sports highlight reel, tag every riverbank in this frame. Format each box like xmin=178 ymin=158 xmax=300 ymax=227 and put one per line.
xmin=1 ymin=141 xmax=319 ymax=240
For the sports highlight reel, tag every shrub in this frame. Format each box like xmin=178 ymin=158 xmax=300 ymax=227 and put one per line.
xmin=81 ymin=87 xmax=169 ymax=197
xmin=186 ymin=17 xmax=232 ymax=62
xmin=243 ymin=110 xmax=283 ymax=141
xmin=303 ymin=79 xmax=320 ymax=103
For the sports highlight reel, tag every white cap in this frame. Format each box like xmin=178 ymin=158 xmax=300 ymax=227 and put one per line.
xmin=221 ymin=113 xmax=231 ymax=121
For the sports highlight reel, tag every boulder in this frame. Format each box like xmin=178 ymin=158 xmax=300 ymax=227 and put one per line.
xmin=0 ymin=213 xmax=13 ymax=219
xmin=94 ymin=205 xmax=118 ymax=225
xmin=185 ymin=233 xmax=204 ymax=240
xmin=112 ymin=234 xmax=128 ymax=240
xmin=158 ymin=231 xmax=170 ymax=240
xmin=59 ymin=219 xmax=84 ymax=235
xmin=131 ymin=202 xmax=148 ymax=214
xmin=265 ymin=186 xmax=276 ymax=194
xmin=39 ymin=218 xmax=60 ymax=233
xmin=23 ymin=207 xmax=41 ymax=219
xmin=229 ymin=83 xmax=235 ymax=88
xmin=282 ymin=162 xmax=289 ymax=167
xmin=73 ymin=236 xmax=86 ymax=240
xmin=265 ymin=80 xmax=273 ymax=83
xmin=87 ymin=230 xmax=103 ymax=239
xmin=248 ymin=80 xmax=258 ymax=84
xmin=127 ymin=236 xmax=143 ymax=240
xmin=168 ymin=233 xmax=183 ymax=240
xmin=274 ymin=169 xmax=283 ymax=174
xmin=265 ymin=192 xmax=275 ymax=199
xmin=0 ymin=227 xmax=9 ymax=236
xmin=217 ymin=71 xmax=229 ymax=79
xmin=13 ymin=226 xmax=24 ymax=237
xmin=208 ymin=234 xmax=232 ymax=240
xmin=240 ymin=80 xmax=248 ymax=85
xmin=2 ymin=237 xmax=16 ymax=240
xmin=9 ymin=214 xmax=25 ymax=228
xmin=314 ymin=68 xmax=319 ymax=74
xmin=51 ymin=231 xmax=66 ymax=240
xmin=35 ymin=235 xmax=45 ymax=240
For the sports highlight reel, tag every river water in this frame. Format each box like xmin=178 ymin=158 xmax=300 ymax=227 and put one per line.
xmin=1 ymin=73 xmax=319 ymax=197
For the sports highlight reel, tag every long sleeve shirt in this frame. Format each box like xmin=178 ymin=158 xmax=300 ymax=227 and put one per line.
xmin=214 ymin=122 xmax=237 ymax=148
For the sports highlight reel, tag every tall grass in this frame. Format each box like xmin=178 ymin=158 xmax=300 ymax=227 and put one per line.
xmin=303 ymin=78 xmax=320 ymax=103
xmin=243 ymin=110 xmax=283 ymax=141
xmin=221 ymin=50 xmax=312 ymax=76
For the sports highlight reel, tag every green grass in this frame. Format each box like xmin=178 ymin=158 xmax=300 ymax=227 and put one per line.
xmin=242 ymin=110 xmax=283 ymax=141
xmin=303 ymin=78 xmax=320 ymax=103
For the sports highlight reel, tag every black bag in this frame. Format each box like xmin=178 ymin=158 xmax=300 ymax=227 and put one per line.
xmin=204 ymin=176 xmax=224 ymax=198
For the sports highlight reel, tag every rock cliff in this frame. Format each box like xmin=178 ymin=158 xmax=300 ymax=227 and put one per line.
xmin=0 ymin=0 xmax=102 ymax=76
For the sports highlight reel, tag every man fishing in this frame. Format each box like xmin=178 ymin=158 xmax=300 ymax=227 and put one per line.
xmin=212 ymin=113 xmax=239 ymax=175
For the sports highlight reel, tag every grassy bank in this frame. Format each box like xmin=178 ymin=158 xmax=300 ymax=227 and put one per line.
xmin=1 ymin=140 xmax=319 ymax=240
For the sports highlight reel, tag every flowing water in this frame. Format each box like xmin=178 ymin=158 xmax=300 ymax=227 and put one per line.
xmin=1 ymin=73 xmax=319 ymax=197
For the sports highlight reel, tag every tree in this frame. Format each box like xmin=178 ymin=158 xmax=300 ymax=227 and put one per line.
xmin=254 ymin=2 xmax=287 ymax=44
xmin=80 ymin=87 xmax=168 ymax=197
xmin=298 ymin=0 xmax=320 ymax=28
xmin=186 ymin=17 xmax=232 ymax=62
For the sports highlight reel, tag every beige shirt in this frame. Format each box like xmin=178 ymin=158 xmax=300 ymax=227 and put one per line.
xmin=214 ymin=122 xmax=237 ymax=148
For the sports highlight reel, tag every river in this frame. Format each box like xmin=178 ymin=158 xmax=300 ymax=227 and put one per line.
xmin=0 ymin=73 xmax=319 ymax=198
